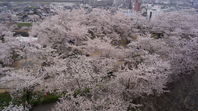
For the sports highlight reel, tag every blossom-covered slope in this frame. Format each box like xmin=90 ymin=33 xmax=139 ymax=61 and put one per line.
xmin=0 ymin=9 xmax=198 ymax=111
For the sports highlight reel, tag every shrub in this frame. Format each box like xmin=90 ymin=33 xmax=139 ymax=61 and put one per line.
xmin=16 ymin=23 xmax=32 ymax=28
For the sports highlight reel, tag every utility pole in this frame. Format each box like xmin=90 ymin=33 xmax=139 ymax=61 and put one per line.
xmin=129 ymin=0 xmax=132 ymax=9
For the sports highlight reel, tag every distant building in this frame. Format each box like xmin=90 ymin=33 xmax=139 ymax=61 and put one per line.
xmin=139 ymin=3 xmax=165 ymax=20
xmin=85 ymin=0 xmax=113 ymax=7
xmin=134 ymin=0 xmax=141 ymax=11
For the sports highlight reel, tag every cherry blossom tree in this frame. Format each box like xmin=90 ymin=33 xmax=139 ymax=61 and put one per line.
xmin=1 ymin=8 xmax=198 ymax=111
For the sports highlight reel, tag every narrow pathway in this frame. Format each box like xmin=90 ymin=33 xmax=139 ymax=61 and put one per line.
xmin=31 ymin=103 xmax=56 ymax=111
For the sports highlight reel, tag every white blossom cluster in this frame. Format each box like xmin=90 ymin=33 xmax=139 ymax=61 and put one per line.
xmin=2 ymin=104 xmax=29 ymax=111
